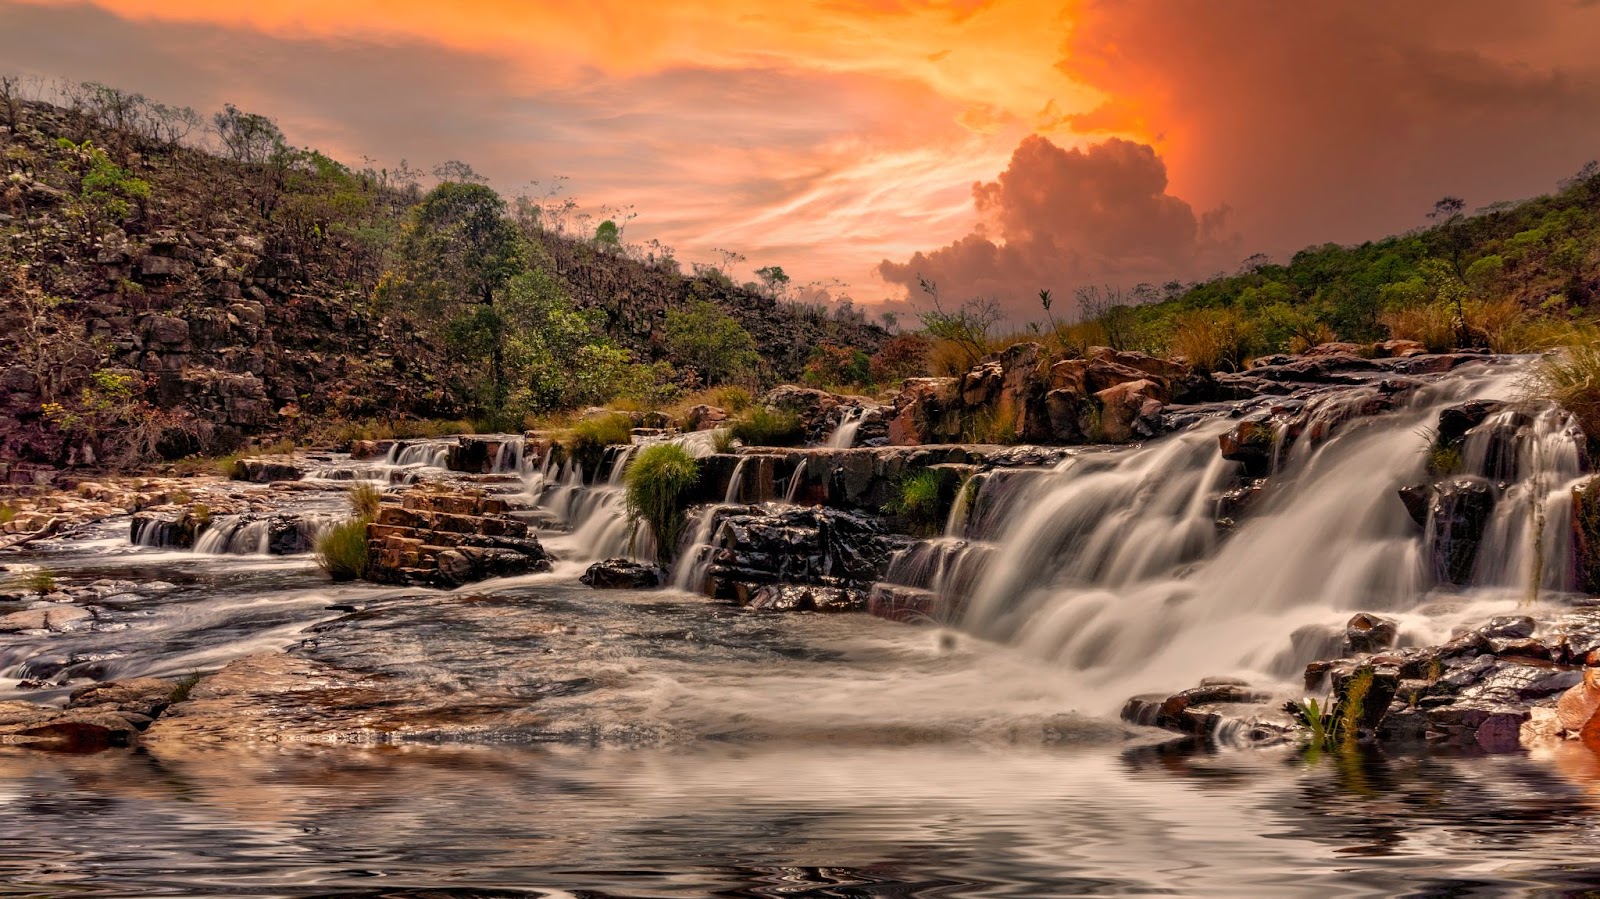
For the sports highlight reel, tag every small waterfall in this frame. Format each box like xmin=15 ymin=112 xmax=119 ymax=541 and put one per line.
xmin=492 ymin=437 xmax=527 ymax=475
xmin=724 ymin=457 xmax=750 ymax=504
xmin=826 ymin=407 xmax=865 ymax=449
xmin=193 ymin=516 xmax=271 ymax=556
xmin=875 ymin=360 xmax=1586 ymax=709
xmin=388 ymin=441 xmax=451 ymax=469
xmin=784 ymin=458 xmax=808 ymax=505
xmin=670 ymin=506 xmax=727 ymax=592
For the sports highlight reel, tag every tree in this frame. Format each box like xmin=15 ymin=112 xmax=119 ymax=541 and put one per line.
xmin=1428 ymin=196 xmax=1469 ymax=280
xmin=211 ymin=103 xmax=284 ymax=164
xmin=755 ymin=265 xmax=790 ymax=298
xmin=501 ymin=270 xmax=627 ymax=410
xmin=661 ymin=299 xmax=759 ymax=385
xmin=594 ymin=219 xmax=620 ymax=249
xmin=387 ymin=182 xmax=525 ymax=411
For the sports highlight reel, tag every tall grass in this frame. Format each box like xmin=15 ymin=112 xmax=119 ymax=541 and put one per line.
xmin=566 ymin=413 xmax=635 ymax=478
xmin=315 ymin=519 xmax=370 ymax=581
xmin=1169 ymin=308 xmax=1255 ymax=372
xmin=624 ymin=443 xmax=700 ymax=564
xmin=348 ymin=482 xmax=382 ymax=519
xmin=884 ymin=469 xmax=947 ymax=535
xmin=1536 ymin=338 xmax=1600 ymax=450
xmin=1380 ymin=304 xmax=1456 ymax=353
xmin=24 ymin=567 xmax=56 ymax=597
xmin=730 ymin=408 xmax=806 ymax=447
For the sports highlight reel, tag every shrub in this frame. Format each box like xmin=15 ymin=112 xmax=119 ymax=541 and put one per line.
xmin=168 ymin=671 xmax=203 ymax=704
xmin=0 ymin=504 xmax=16 ymax=525
xmin=1536 ymin=339 xmax=1600 ymax=452
xmin=315 ymin=519 xmax=370 ymax=581
xmin=869 ymin=333 xmax=933 ymax=384
xmin=624 ymin=443 xmax=700 ymax=563
xmin=710 ymin=385 xmax=752 ymax=413
xmin=348 ymin=482 xmax=382 ymax=519
xmin=730 ymin=408 xmax=805 ymax=447
xmin=566 ymin=413 xmax=635 ymax=478
xmin=1169 ymin=308 xmax=1255 ymax=373
xmin=884 ymin=469 xmax=947 ymax=536
xmin=1381 ymin=304 xmax=1456 ymax=353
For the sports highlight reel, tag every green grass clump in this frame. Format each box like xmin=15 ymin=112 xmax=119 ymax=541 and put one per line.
xmin=624 ymin=443 xmax=700 ymax=564
xmin=0 ymin=504 xmax=15 ymax=525
xmin=168 ymin=671 xmax=203 ymax=704
xmin=884 ymin=469 xmax=947 ymax=536
xmin=730 ymin=408 xmax=805 ymax=447
xmin=348 ymin=482 xmax=382 ymax=519
xmin=712 ymin=428 xmax=737 ymax=454
xmin=1538 ymin=340 xmax=1600 ymax=455
xmin=25 ymin=567 xmax=56 ymax=597
xmin=567 ymin=413 xmax=635 ymax=479
xmin=315 ymin=519 xmax=371 ymax=581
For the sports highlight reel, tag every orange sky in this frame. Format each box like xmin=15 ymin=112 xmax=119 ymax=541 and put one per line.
xmin=5 ymin=0 xmax=1599 ymax=317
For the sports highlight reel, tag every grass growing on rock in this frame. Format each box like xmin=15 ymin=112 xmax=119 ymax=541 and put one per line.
xmin=348 ymin=482 xmax=382 ymax=519
xmin=567 ymin=413 xmax=636 ymax=479
xmin=168 ymin=671 xmax=203 ymax=704
xmin=730 ymin=408 xmax=805 ymax=447
xmin=25 ymin=567 xmax=56 ymax=597
xmin=315 ymin=520 xmax=370 ymax=581
xmin=885 ymin=469 xmax=947 ymax=536
xmin=1537 ymin=339 xmax=1600 ymax=454
xmin=624 ymin=443 xmax=700 ymax=564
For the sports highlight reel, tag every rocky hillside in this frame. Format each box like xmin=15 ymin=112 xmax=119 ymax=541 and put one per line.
xmin=0 ymin=93 xmax=885 ymax=470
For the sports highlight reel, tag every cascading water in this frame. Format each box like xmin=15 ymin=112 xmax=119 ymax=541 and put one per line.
xmin=667 ymin=457 xmax=752 ymax=592
xmin=887 ymin=360 xmax=1586 ymax=709
xmin=826 ymin=408 xmax=865 ymax=449
xmin=193 ymin=516 xmax=272 ymax=555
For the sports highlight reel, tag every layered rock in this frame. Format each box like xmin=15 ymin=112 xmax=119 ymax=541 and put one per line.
xmin=693 ymin=506 xmax=912 ymax=609
xmin=366 ymin=488 xmax=552 ymax=587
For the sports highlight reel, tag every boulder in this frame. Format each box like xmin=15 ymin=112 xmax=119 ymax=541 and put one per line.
xmin=1343 ymin=613 xmax=1398 ymax=655
xmin=581 ymin=559 xmax=665 ymax=589
xmin=1094 ymin=379 xmax=1164 ymax=443
xmin=230 ymin=458 xmax=304 ymax=483
xmin=682 ymin=405 xmax=729 ymax=432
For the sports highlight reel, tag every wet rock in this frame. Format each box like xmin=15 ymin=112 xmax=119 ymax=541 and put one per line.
xmin=746 ymin=584 xmax=866 ymax=613
xmin=1121 ymin=682 xmax=1275 ymax=736
xmin=67 ymin=677 xmax=180 ymax=719
xmin=0 ymin=605 xmax=93 ymax=633
xmin=700 ymin=506 xmax=908 ymax=606
xmin=1218 ymin=415 xmax=1277 ymax=477
xmin=1480 ymin=616 xmax=1536 ymax=640
xmin=230 ymin=458 xmax=304 ymax=483
xmin=367 ymin=487 xmax=552 ymax=587
xmin=1343 ymin=613 xmax=1398 ymax=655
xmin=1426 ymin=477 xmax=1496 ymax=584
xmin=581 ymin=559 xmax=665 ymax=589
xmin=1094 ymin=379 xmax=1165 ymax=443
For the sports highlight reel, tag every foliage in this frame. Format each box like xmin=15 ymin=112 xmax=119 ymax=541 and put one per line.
xmin=915 ymin=277 xmax=1002 ymax=372
xmin=1536 ymin=339 xmax=1600 ymax=454
xmin=500 ymin=269 xmax=627 ymax=411
xmin=315 ymin=519 xmax=370 ymax=581
xmin=884 ymin=469 xmax=947 ymax=536
xmin=730 ymin=408 xmax=806 ymax=447
xmin=869 ymin=334 xmax=932 ymax=384
xmin=1167 ymin=308 xmax=1254 ymax=373
xmin=623 ymin=443 xmax=700 ymax=564
xmin=24 ymin=567 xmax=56 ymax=597
xmin=1576 ymin=476 xmax=1600 ymax=594
xmin=566 ymin=413 xmax=635 ymax=478
xmin=960 ymin=406 xmax=1018 ymax=445
xmin=802 ymin=343 xmax=871 ymax=389
xmin=1289 ymin=696 xmax=1344 ymax=753
xmin=712 ymin=428 xmax=736 ymax=454
xmin=348 ymin=482 xmax=382 ymax=519
xmin=168 ymin=671 xmax=203 ymax=704
xmin=660 ymin=298 xmax=760 ymax=385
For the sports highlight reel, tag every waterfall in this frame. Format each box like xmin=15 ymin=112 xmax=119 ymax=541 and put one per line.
xmin=784 ymin=458 xmax=808 ymax=505
xmin=884 ymin=360 xmax=1585 ymax=708
xmin=387 ymin=441 xmax=451 ymax=469
xmin=193 ymin=516 xmax=272 ymax=555
xmin=724 ymin=457 xmax=749 ymax=504
xmin=826 ymin=407 xmax=865 ymax=449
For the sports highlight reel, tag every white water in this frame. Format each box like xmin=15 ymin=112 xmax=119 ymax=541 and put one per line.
xmin=887 ymin=361 xmax=1586 ymax=710
xmin=826 ymin=407 xmax=865 ymax=449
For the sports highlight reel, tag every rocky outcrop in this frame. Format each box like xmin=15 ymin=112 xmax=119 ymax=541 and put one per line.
xmin=695 ymin=506 xmax=912 ymax=608
xmin=366 ymin=488 xmax=552 ymax=587
xmin=581 ymin=559 xmax=665 ymax=589
xmin=888 ymin=343 xmax=1199 ymax=447
xmin=0 ymin=676 xmax=186 ymax=751
xmin=230 ymin=457 xmax=304 ymax=483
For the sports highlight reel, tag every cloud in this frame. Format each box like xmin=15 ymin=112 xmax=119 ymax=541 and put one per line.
xmin=1056 ymin=0 xmax=1600 ymax=253
xmin=878 ymin=135 xmax=1236 ymax=319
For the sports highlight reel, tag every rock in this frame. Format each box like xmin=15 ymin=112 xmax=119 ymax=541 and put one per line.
xmin=1219 ymin=415 xmax=1276 ymax=476
xmin=889 ymin=378 xmax=961 ymax=445
xmin=0 ymin=606 xmax=92 ymax=633
xmin=683 ymin=405 xmax=729 ymax=431
xmin=1343 ymin=613 xmax=1398 ymax=655
xmin=1093 ymin=379 xmax=1164 ymax=443
xmin=67 ymin=677 xmax=179 ymax=719
xmin=1556 ymin=669 xmax=1600 ymax=732
xmin=230 ymin=458 xmax=304 ymax=483
xmin=1426 ymin=477 xmax=1497 ymax=584
xmin=581 ymin=559 xmax=665 ymax=589
xmin=1481 ymin=616 xmax=1536 ymax=640
xmin=746 ymin=584 xmax=865 ymax=613
xmin=1374 ymin=339 xmax=1428 ymax=358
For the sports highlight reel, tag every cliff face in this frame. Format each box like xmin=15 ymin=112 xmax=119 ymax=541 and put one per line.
xmin=0 ymin=98 xmax=886 ymax=470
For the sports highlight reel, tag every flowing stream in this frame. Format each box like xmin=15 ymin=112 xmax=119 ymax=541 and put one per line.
xmin=7 ymin=357 xmax=1600 ymax=894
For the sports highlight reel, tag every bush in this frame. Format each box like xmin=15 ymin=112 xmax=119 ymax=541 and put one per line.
xmin=730 ymin=408 xmax=806 ymax=447
xmin=1168 ymin=308 xmax=1254 ymax=373
xmin=315 ymin=519 xmax=370 ymax=581
xmin=349 ymin=482 xmax=382 ymax=519
xmin=1537 ymin=339 xmax=1600 ymax=452
xmin=884 ymin=469 xmax=947 ymax=535
xmin=1381 ymin=304 xmax=1456 ymax=353
xmin=869 ymin=333 xmax=932 ymax=384
xmin=624 ymin=443 xmax=700 ymax=563
xmin=566 ymin=413 xmax=635 ymax=478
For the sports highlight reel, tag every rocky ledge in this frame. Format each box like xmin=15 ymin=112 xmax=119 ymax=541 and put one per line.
xmin=0 ymin=677 xmax=189 ymax=751
xmin=366 ymin=486 xmax=552 ymax=588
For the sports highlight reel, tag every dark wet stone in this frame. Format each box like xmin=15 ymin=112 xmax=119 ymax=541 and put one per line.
xmin=1343 ymin=612 xmax=1398 ymax=655
xmin=581 ymin=559 xmax=665 ymax=590
xmin=1480 ymin=615 xmax=1536 ymax=640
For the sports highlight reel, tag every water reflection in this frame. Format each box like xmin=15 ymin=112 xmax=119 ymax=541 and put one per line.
xmin=7 ymin=741 xmax=1600 ymax=896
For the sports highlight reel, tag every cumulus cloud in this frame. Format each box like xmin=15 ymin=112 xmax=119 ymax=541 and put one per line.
xmin=878 ymin=135 xmax=1237 ymax=319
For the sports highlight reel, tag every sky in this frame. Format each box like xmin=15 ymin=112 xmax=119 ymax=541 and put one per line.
xmin=5 ymin=0 xmax=1600 ymax=320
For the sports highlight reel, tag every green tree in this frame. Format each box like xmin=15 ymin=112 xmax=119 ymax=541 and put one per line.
xmin=661 ymin=299 xmax=759 ymax=385
xmin=594 ymin=219 xmax=620 ymax=249
xmin=755 ymin=265 xmax=790 ymax=298
xmin=501 ymin=269 xmax=627 ymax=410
xmin=386 ymin=181 xmax=525 ymax=411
